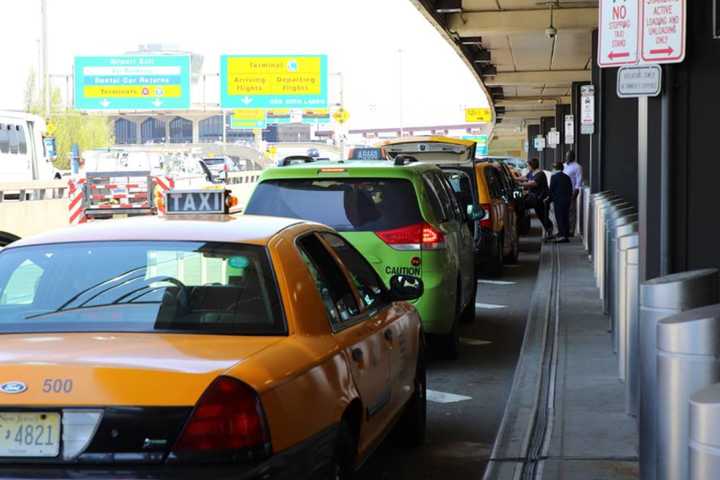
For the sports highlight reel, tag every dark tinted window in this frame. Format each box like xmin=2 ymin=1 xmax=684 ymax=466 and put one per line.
xmin=319 ymin=233 xmax=387 ymax=310
xmin=17 ymin=125 xmax=27 ymax=154
xmin=297 ymin=234 xmax=360 ymax=327
xmin=0 ymin=125 xmax=8 ymax=154
xmin=424 ymin=173 xmax=451 ymax=222
xmin=349 ymin=148 xmax=384 ymax=161
xmin=8 ymin=125 xmax=19 ymax=154
xmin=247 ymin=178 xmax=423 ymax=232
xmin=484 ymin=168 xmax=502 ymax=198
xmin=0 ymin=242 xmax=285 ymax=335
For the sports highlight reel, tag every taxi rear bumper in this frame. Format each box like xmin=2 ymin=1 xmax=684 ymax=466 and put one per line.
xmin=0 ymin=424 xmax=339 ymax=480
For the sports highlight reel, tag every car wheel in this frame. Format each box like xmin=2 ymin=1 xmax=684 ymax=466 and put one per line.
xmin=435 ymin=295 xmax=461 ymax=360
xmin=330 ymin=421 xmax=357 ymax=480
xmin=395 ymin=344 xmax=427 ymax=446
xmin=486 ymin=236 xmax=504 ymax=278
xmin=504 ymin=231 xmax=520 ymax=264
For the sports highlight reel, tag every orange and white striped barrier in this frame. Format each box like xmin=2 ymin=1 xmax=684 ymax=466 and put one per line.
xmin=67 ymin=178 xmax=87 ymax=225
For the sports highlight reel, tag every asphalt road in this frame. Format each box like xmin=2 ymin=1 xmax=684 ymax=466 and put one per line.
xmin=357 ymin=229 xmax=542 ymax=480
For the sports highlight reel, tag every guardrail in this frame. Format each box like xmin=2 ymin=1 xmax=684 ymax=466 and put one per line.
xmin=0 ymin=180 xmax=69 ymax=202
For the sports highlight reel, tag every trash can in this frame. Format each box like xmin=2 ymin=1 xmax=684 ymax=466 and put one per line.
xmin=690 ymin=383 xmax=720 ymax=480
xmin=594 ymin=196 xmax=623 ymax=294
xmin=621 ymin=234 xmax=640 ymax=416
xmin=607 ymin=211 xmax=637 ymax=341
xmin=657 ymin=304 xmax=720 ymax=480
xmin=583 ymin=186 xmax=592 ymax=252
xmin=601 ymin=202 xmax=633 ymax=311
xmin=639 ymin=269 xmax=720 ymax=480
xmin=614 ymin=223 xmax=639 ymax=382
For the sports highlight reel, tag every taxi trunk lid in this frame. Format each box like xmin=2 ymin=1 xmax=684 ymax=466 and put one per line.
xmin=0 ymin=333 xmax=281 ymax=406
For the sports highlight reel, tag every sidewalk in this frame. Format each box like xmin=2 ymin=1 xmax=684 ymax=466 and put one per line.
xmin=483 ymin=239 xmax=638 ymax=479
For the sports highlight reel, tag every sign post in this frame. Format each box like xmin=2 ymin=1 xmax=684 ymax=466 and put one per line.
xmin=598 ymin=0 xmax=640 ymax=67
xmin=641 ymin=0 xmax=686 ymax=64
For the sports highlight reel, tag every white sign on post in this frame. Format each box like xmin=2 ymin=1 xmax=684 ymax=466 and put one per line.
xmin=565 ymin=115 xmax=575 ymax=145
xmin=598 ymin=0 xmax=640 ymax=67
xmin=641 ymin=0 xmax=686 ymax=64
xmin=581 ymin=85 xmax=595 ymax=135
xmin=534 ymin=135 xmax=546 ymax=151
xmin=547 ymin=128 xmax=560 ymax=149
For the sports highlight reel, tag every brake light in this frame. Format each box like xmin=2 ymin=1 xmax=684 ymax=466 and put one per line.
xmin=479 ymin=203 xmax=492 ymax=229
xmin=376 ymin=223 xmax=446 ymax=250
xmin=173 ymin=376 xmax=269 ymax=453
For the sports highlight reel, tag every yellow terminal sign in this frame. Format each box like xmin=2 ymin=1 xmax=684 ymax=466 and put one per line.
xmin=465 ymin=107 xmax=492 ymax=123
xmin=232 ymin=109 xmax=265 ymax=121
xmin=226 ymin=57 xmax=323 ymax=96
xmin=333 ymin=108 xmax=350 ymax=124
xmin=83 ymin=85 xmax=182 ymax=98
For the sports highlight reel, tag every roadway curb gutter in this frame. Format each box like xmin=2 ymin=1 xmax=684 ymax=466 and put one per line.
xmin=483 ymin=242 xmax=561 ymax=480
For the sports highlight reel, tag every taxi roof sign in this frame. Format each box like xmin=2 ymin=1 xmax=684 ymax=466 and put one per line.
xmin=165 ymin=189 xmax=229 ymax=215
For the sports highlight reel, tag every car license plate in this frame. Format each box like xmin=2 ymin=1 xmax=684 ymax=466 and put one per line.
xmin=0 ymin=413 xmax=61 ymax=457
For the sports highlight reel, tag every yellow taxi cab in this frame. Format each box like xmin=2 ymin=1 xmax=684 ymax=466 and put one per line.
xmin=0 ymin=189 xmax=426 ymax=479
xmin=474 ymin=162 xmax=519 ymax=276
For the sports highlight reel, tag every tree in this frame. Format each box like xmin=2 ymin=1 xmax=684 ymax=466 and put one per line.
xmin=23 ymin=69 xmax=114 ymax=170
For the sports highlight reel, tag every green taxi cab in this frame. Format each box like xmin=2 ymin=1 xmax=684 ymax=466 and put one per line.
xmin=244 ymin=158 xmax=479 ymax=358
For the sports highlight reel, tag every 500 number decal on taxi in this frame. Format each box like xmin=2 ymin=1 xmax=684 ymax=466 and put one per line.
xmin=42 ymin=379 xmax=72 ymax=394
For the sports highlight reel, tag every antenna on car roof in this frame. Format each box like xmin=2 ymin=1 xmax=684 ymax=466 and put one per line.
xmin=393 ymin=155 xmax=418 ymax=166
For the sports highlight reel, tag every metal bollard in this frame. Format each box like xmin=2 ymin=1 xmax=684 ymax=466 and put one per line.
xmin=583 ymin=186 xmax=592 ymax=251
xmin=621 ymin=234 xmax=641 ymax=416
xmin=590 ymin=192 xmax=617 ymax=262
xmin=614 ymin=223 xmax=639 ymax=382
xmin=606 ymin=210 xmax=637 ymax=342
xmin=592 ymin=193 xmax=619 ymax=278
xmin=601 ymin=202 xmax=633 ymax=313
xmin=658 ymin=304 xmax=720 ymax=480
xmin=594 ymin=196 xmax=623 ymax=295
xmin=575 ymin=186 xmax=583 ymax=237
xmin=690 ymin=383 xmax=720 ymax=480
xmin=639 ymin=269 xmax=720 ymax=480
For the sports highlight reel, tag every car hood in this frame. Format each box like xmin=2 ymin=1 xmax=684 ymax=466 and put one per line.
xmin=0 ymin=333 xmax=282 ymax=406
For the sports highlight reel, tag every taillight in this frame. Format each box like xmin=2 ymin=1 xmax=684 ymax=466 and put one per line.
xmin=172 ymin=376 xmax=270 ymax=455
xmin=479 ymin=203 xmax=493 ymax=230
xmin=376 ymin=223 xmax=446 ymax=250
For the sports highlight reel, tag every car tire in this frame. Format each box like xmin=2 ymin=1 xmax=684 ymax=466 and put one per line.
xmin=330 ymin=420 xmax=357 ymax=480
xmin=395 ymin=344 xmax=427 ymax=447
xmin=504 ymin=231 xmax=520 ymax=264
xmin=486 ymin=236 xmax=504 ymax=278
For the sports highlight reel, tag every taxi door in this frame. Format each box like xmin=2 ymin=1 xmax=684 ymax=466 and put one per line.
xmin=298 ymin=233 xmax=395 ymax=450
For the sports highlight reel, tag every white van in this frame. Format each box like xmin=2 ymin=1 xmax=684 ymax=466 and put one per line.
xmin=0 ymin=111 xmax=58 ymax=182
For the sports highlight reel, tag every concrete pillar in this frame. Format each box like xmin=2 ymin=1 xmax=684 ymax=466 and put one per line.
xmin=192 ymin=118 xmax=200 ymax=144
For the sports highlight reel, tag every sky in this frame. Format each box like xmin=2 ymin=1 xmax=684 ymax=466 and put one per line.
xmin=0 ymin=0 xmax=488 ymax=129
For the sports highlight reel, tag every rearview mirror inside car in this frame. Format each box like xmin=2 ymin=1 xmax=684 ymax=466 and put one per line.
xmin=466 ymin=204 xmax=487 ymax=221
xmin=389 ymin=275 xmax=424 ymax=301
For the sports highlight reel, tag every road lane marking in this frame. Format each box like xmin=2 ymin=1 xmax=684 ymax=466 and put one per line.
xmin=475 ymin=302 xmax=507 ymax=309
xmin=427 ymin=389 xmax=473 ymax=404
xmin=460 ymin=337 xmax=492 ymax=346
xmin=477 ymin=279 xmax=517 ymax=285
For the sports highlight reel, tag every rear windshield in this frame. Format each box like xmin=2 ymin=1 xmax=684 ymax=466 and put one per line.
xmin=202 ymin=158 xmax=225 ymax=166
xmin=246 ymin=178 xmax=423 ymax=232
xmin=0 ymin=242 xmax=285 ymax=335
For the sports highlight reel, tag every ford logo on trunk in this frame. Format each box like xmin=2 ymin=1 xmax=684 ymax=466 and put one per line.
xmin=0 ymin=382 xmax=27 ymax=394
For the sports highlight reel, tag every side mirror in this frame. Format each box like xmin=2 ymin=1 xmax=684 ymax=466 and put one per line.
xmin=466 ymin=204 xmax=487 ymax=221
xmin=389 ymin=275 xmax=424 ymax=301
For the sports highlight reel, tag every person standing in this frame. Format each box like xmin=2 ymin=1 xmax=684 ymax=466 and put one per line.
xmin=550 ymin=161 xmax=574 ymax=243
xmin=563 ymin=150 xmax=583 ymax=236
xmin=520 ymin=158 xmax=554 ymax=240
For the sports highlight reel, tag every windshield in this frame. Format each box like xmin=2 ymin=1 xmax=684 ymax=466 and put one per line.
xmin=0 ymin=242 xmax=285 ymax=335
xmin=202 ymin=158 xmax=226 ymax=166
xmin=246 ymin=178 xmax=423 ymax=232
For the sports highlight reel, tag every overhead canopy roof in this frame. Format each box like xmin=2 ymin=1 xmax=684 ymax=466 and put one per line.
xmin=410 ymin=0 xmax=598 ymax=144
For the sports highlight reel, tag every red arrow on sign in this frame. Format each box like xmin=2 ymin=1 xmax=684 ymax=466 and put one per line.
xmin=649 ymin=46 xmax=674 ymax=56
xmin=608 ymin=51 xmax=630 ymax=60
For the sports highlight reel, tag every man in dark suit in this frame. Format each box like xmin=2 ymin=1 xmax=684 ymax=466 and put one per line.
xmin=550 ymin=161 xmax=574 ymax=243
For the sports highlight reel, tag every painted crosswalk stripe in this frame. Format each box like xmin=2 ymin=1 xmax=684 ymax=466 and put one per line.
xmin=477 ymin=279 xmax=517 ymax=285
xmin=460 ymin=337 xmax=492 ymax=346
xmin=427 ymin=389 xmax=472 ymax=404
xmin=475 ymin=302 xmax=507 ymax=309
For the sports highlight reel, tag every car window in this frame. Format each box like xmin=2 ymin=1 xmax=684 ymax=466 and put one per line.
xmin=297 ymin=234 xmax=361 ymax=329
xmin=318 ymin=233 xmax=387 ymax=310
xmin=0 ymin=242 xmax=285 ymax=335
xmin=247 ymin=178 xmax=423 ymax=232
xmin=17 ymin=125 xmax=27 ymax=155
xmin=422 ymin=174 xmax=448 ymax=222
xmin=8 ymin=125 xmax=19 ymax=155
xmin=484 ymin=168 xmax=501 ymax=198
xmin=0 ymin=124 xmax=8 ymax=154
xmin=437 ymin=173 xmax=463 ymax=221
xmin=445 ymin=170 xmax=474 ymax=212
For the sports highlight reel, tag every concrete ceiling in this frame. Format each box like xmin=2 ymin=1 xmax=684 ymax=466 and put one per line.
xmin=410 ymin=0 xmax=597 ymax=137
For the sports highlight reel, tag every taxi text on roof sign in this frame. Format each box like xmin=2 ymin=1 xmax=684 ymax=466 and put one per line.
xmin=165 ymin=189 xmax=229 ymax=215
xmin=74 ymin=55 xmax=191 ymax=110
xmin=464 ymin=108 xmax=492 ymax=123
xmin=220 ymin=55 xmax=329 ymax=109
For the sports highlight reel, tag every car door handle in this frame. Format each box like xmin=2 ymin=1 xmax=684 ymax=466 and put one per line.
xmin=384 ymin=329 xmax=393 ymax=342
xmin=351 ymin=348 xmax=364 ymax=363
